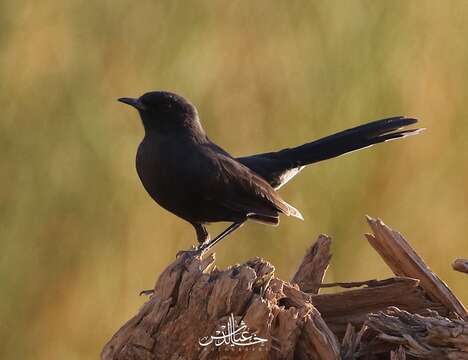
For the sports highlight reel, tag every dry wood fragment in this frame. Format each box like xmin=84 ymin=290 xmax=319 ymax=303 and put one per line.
xmin=453 ymin=259 xmax=468 ymax=275
xmin=311 ymin=277 xmax=447 ymax=339
xmin=102 ymin=252 xmax=340 ymax=360
xmin=341 ymin=323 xmax=368 ymax=359
xmin=291 ymin=234 xmax=331 ymax=294
xmin=365 ymin=216 xmax=468 ymax=319
xmin=390 ymin=346 xmax=406 ymax=360
xmin=102 ymin=216 xmax=468 ymax=359
xmin=294 ymin=306 xmax=342 ymax=360
xmin=368 ymin=307 xmax=468 ymax=359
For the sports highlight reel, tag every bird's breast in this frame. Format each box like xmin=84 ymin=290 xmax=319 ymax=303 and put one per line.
xmin=135 ymin=138 xmax=203 ymax=220
xmin=135 ymin=140 xmax=167 ymax=200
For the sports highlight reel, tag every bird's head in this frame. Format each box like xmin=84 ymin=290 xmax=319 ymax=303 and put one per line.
xmin=118 ymin=91 xmax=205 ymax=137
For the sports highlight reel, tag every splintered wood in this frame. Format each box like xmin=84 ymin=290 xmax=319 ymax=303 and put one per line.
xmin=368 ymin=307 xmax=468 ymax=359
xmin=102 ymin=218 xmax=468 ymax=359
xmin=365 ymin=216 xmax=467 ymax=320
xmin=291 ymin=234 xmax=331 ymax=294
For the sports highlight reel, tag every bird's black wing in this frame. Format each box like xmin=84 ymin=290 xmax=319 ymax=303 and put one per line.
xmin=237 ymin=116 xmax=422 ymax=189
xmin=200 ymin=145 xmax=303 ymax=224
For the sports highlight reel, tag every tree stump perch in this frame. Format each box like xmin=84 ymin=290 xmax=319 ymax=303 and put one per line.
xmin=102 ymin=217 xmax=468 ymax=359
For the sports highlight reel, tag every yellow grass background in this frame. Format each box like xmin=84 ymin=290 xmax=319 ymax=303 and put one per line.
xmin=2 ymin=1 xmax=468 ymax=359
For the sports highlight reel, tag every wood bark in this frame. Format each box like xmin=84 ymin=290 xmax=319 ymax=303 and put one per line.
xmin=365 ymin=216 xmax=467 ymax=320
xmin=291 ymin=234 xmax=331 ymax=294
xmin=102 ymin=217 xmax=468 ymax=359
xmin=368 ymin=307 xmax=468 ymax=359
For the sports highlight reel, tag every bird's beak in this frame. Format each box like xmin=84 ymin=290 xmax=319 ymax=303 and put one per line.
xmin=118 ymin=97 xmax=146 ymax=111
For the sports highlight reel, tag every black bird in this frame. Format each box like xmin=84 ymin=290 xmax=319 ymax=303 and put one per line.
xmin=118 ymin=91 xmax=422 ymax=253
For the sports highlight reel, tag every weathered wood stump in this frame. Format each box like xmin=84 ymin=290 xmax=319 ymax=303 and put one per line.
xmin=102 ymin=217 xmax=467 ymax=359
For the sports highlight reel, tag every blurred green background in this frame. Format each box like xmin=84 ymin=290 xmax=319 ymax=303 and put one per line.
xmin=2 ymin=1 xmax=468 ymax=358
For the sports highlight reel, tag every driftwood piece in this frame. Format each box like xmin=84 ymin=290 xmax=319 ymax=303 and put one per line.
xmin=365 ymin=216 xmax=468 ymax=320
xmin=291 ymin=234 xmax=331 ymax=294
xmin=341 ymin=324 xmax=367 ymax=359
xmin=390 ymin=346 xmax=406 ymax=360
xmin=102 ymin=252 xmax=340 ymax=359
xmin=312 ymin=277 xmax=448 ymax=339
xmin=453 ymin=259 xmax=468 ymax=275
xmin=368 ymin=307 xmax=468 ymax=359
xmin=102 ymin=217 xmax=467 ymax=359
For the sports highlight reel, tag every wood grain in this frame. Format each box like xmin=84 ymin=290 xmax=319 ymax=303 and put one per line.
xmin=102 ymin=217 xmax=468 ymax=359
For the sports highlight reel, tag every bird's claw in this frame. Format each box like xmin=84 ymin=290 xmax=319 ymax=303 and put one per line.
xmin=176 ymin=248 xmax=201 ymax=259
xmin=176 ymin=243 xmax=209 ymax=259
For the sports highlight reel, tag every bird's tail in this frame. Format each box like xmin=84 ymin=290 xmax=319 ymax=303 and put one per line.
xmin=281 ymin=116 xmax=423 ymax=166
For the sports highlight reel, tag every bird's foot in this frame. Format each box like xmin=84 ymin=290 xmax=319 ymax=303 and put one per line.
xmin=176 ymin=247 xmax=201 ymax=259
xmin=139 ymin=289 xmax=155 ymax=297
xmin=176 ymin=242 xmax=210 ymax=259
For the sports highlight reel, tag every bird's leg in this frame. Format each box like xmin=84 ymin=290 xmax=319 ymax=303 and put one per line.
xmin=142 ymin=224 xmax=212 ymax=296
xmin=193 ymin=223 xmax=210 ymax=244
xmin=176 ymin=221 xmax=246 ymax=258
xmin=196 ymin=220 xmax=246 ymax=253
